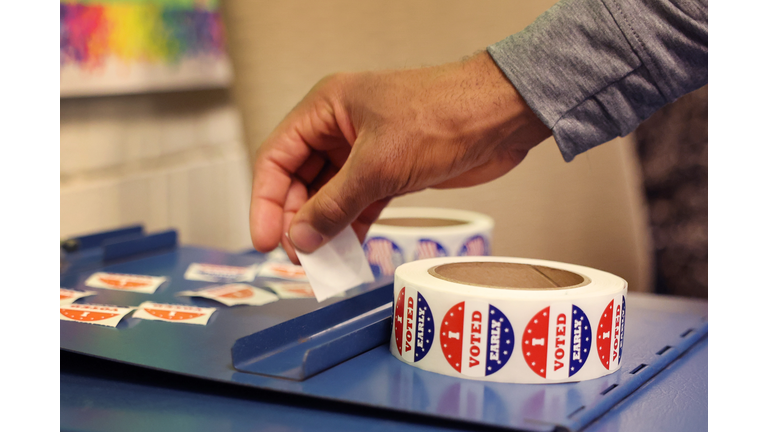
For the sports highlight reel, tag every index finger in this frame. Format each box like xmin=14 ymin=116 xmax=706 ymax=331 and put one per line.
xmin=249 ymin=129 xmax=314 ymax=252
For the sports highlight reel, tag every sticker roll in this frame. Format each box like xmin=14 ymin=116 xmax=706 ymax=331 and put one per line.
xmin=364 ymin=207 xmax=494 ymax=278
xmin=390 ymin=257 xmax=627 ymax=384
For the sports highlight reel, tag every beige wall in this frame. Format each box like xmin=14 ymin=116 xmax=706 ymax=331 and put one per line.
xmin=60 ymin=90 xmax=253 ymax=251
xmin=221 ymin=0 xmax=653 ymax=292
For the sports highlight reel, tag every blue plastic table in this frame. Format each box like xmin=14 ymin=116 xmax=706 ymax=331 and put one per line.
xmin=60 ymin=230 xmax=707 ymax=432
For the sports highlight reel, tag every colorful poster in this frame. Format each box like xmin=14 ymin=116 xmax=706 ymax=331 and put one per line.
xmin=60 ymin=0 xmax=231 ymax=96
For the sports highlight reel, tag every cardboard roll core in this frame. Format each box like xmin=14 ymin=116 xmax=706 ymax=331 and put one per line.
xmin=374 ymin=217 xmax=468 ymax=228
xmin=428 ymin=262 xmax=587 ymax=290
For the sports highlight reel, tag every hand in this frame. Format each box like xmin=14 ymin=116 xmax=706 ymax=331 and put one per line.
xmin=249 ymin=51 xmax=551 ymax=263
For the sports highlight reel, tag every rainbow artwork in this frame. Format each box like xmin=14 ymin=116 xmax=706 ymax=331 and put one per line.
xmin=60 ymin=0 xmax=232 ymax=96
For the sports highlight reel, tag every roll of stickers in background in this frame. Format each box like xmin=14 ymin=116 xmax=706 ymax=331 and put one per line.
xmin=363 ymin=207 xmax=494 ymax=278
xmin=391 ymin=257 xmax=627 ymax=384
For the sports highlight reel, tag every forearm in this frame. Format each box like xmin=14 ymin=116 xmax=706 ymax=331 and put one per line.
xmin=488 ymin=0 xmax=708 ymax=161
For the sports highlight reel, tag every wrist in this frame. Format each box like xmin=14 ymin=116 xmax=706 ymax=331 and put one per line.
xmin=461 ymin=51 xmax=552 ymax=153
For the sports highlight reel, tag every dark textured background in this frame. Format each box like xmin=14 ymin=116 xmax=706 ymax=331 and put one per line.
xmin=634 ymin=86 xmax=708 ymax=298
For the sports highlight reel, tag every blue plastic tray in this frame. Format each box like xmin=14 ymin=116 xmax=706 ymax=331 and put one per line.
xmin=60 ymin=246 xmax=708 ymax=432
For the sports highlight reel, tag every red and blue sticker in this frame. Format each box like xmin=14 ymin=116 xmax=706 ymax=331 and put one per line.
xmin=523 ymin=304 xmax=592 ymax=379
xmin=458 ymin=235 xmax=489 ymax=256
xmin=415 ymin=239 xmax=448 ymax=260
xmin=394 ymin=287 xmax=434 ymax=362
xmin=597 ymin=295 xmax=626 ymax=371
xmin=440 ymin=300 xmax=514 ymax=377
xmin=364 ymin=237 xmax=405 ymax=277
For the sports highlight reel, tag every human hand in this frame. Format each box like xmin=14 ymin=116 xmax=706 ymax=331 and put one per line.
xmin=249 ymin=51 xmax=551 ymax=263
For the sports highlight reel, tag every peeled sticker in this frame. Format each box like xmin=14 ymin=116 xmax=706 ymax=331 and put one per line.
xmin=60 ymin=288 xmax=96 ymax=305
xmin=257 ymin=262 xmax=308 ymax=281
xmin=184 ymin=263 xmax=259 ymax=283
xmin=133 ymin=302 xmax=216 ymax=325
xmin=60 ymin=304 xmax=135 ymax=327
xmin=177 ymin=284 xmax=279 ymax=306
xmin=85 ymin=272 xmax=167 ymax=294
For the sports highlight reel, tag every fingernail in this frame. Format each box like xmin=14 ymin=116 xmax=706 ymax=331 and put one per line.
xmin=289 ymin=222 xmax=324 ymax=253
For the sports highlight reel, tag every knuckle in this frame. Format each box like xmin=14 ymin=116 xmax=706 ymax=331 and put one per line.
xmin=312 ymin=191 xmax=352 ymax=232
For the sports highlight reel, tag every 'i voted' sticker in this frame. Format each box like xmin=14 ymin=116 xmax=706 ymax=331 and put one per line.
xmin=85 ymin=272 xmax=167 ymax=294
xmin=522 ymin=304 xmax=592 ymax=379
xmin=60 ymin=288 xmax=96 ymax=305
xmin=597 ymin=295 xmax=626 ymax=371
xmin=363 ymin=237 xmax=405 ymax=277
xmin=133 ymin=302 xmax=216 ymax=325
xmin=184 ymin=263 xmax=259 ymax=283
xmin=177 ymin=284 xmax=278 ymax=306
xmin=440 ymin=300 xmax=514 ymax=377
xmin=393 ymin=287 xmax=434 ymax=362
xmin=458 ymin=235 xmax=489 ymax=256
xmin=414 ymin=239 xmax=448 ymax=260
xmin=60 ymin=304 xmax=135 ymax=327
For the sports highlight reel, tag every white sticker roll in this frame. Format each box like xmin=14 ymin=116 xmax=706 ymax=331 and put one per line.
xmin=391 ymin=257 xmax=627 ymax=384
xmin=364 ymin=207 xmax=494 ymax=277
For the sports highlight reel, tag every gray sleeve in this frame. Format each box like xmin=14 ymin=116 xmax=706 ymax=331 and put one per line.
xmin=487 ymin=0 xmax=707 ymax=161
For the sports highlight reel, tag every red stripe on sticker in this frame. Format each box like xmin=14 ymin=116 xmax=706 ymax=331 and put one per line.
xmin=60 ymin=309 xmax=119 ymax=322
xmin=523 ymin=306 xmax=550 ymax=378
xmin=394 ymin=287 xmax=405 ymax=355
xmin=597 ymin=300 xmax=614 ymax=370
xmin=440 ymin=302 xmax=465 ymax=373
xmin=144 ymin=309 xmax=204 ymax=321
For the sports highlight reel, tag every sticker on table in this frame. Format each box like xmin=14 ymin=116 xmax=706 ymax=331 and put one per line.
xmin=85 ymin=272 xmax=167 ymax=294
xmin=60 ymin=288 xmax=96 ymax=305
xmin=257 ymin=262 xmax=307 ymax=281
xmin=266 ymin=248 xmax=291 ymax=262
xmin=60 ymin=304 xmax=135 ymax=327
xmin=177 ymin=284 xmax=279 ymax=307
xmin=264 ymin=281 xmax=315 ymax=298
xmin=522 ymin=304 xmax=592 ymax=379
xmin=133 ymin=302 xmax=216 ymax=325
xmin=184 ymin=263 xmax=259 ymax=283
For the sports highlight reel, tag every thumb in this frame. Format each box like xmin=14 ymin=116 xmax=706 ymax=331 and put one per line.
xmin=288 ymin=165 xmax=373 ymax=254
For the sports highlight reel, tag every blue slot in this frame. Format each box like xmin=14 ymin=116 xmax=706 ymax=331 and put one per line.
xmin=73 ymin=225 xmax=144 ymax=250
xmin=102 ymin=230 xmax=178 ymax=262
xmin=232 ymin=284 xmax=393 ymax=380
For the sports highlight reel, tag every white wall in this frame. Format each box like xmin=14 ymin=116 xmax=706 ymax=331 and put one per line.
xmin=60 ymin=90 xmax=253 ymax=251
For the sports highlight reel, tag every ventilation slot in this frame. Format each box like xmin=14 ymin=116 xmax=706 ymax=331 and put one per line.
xmin=600 ymin=384 xmax=618 ymax=395
xmin=656 ymin=345 xmax=672 ymax=355
xmin=629 ymin=364 xmax=647 ymax=375
xmin=680 ymin=328 xmax=695 ymax=338
xmin=567 ymin=406 xmax=586 ymax=418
